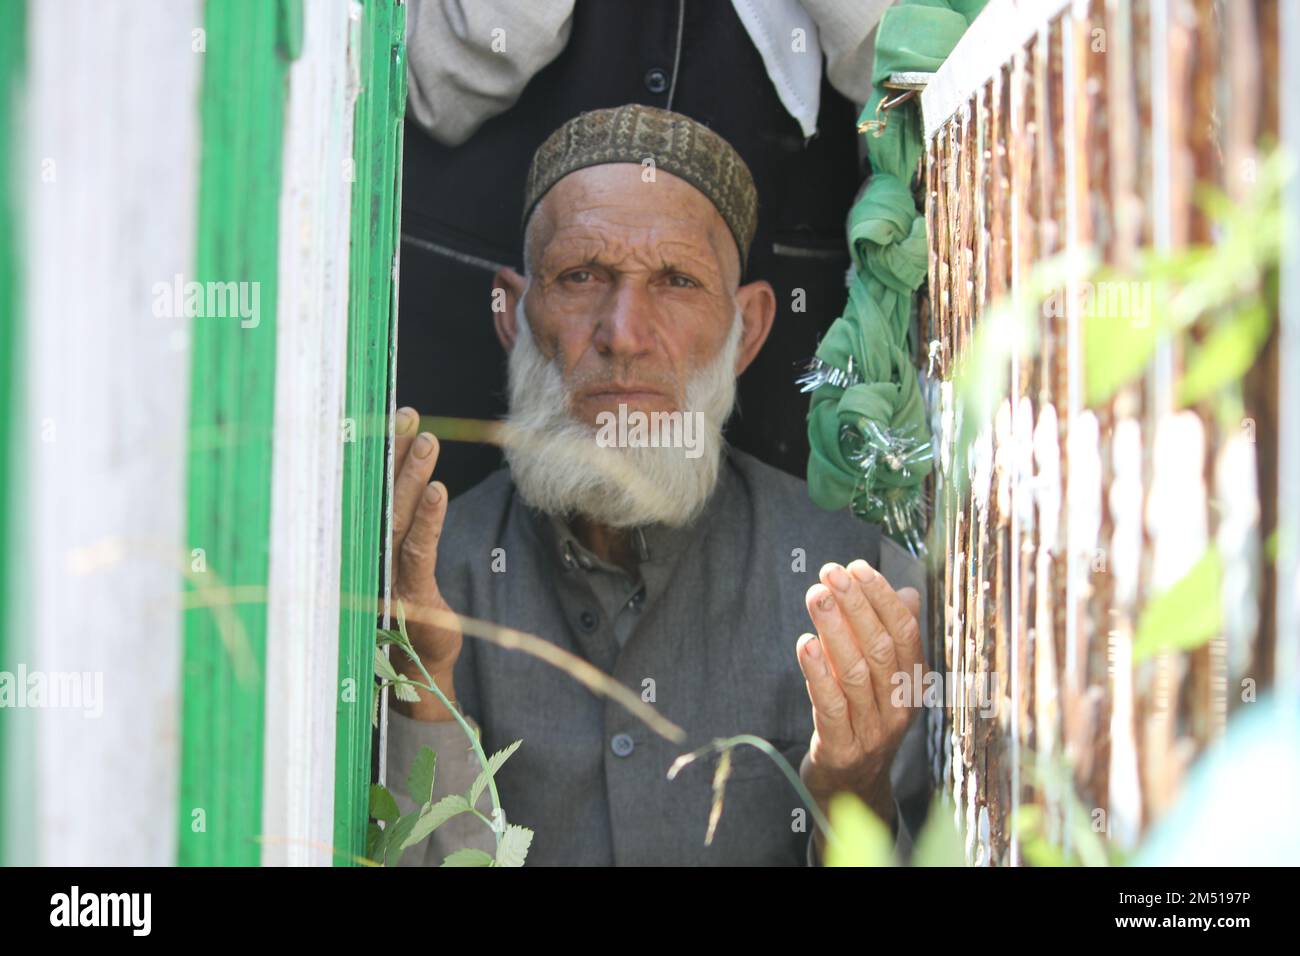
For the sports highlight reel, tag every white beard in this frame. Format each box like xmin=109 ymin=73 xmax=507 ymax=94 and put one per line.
xmin=502 ymin=298 xmax=742 ymax=529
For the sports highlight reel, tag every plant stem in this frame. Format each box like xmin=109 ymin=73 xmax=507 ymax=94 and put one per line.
xmin=388 ymin=607 xmax=503 ymax=850
xmin=675 ymin=734 xmax=839 ymax=845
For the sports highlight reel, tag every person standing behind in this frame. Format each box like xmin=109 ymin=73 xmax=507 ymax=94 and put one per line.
xmin=398 ymin=0 xmax=893 ymax=495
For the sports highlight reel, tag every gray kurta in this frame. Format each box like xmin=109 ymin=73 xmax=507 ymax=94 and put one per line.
xmin=386 ymin=445 xmax=930 ymax=865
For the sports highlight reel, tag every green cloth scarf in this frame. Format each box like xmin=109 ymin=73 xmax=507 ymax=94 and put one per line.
xmin=804 ymin=0 xmax=988 ymax=553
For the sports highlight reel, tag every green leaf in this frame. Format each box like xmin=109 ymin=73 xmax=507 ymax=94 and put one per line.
xmin=912 ymin=797 xmax=966 ymax=867
xmin=1132 ymin=547 xmax=1223 ymax=664
xmin=495 ymin=824 xmax=534 ymax=867
xmin=369 ymin=783 xmax=400 ymax=824
xmin=381 ymin=811 xmax=420 ymax=866
xmin=1066 ymin=804 xmax=1115 ymax=868
xmin=468 ymin=739 xmax=522 ymax=807
xmin=825 ymin=792 xmax=894 ymax=867
xmin=391 ymin=678 xmax=421 ymax=704
xmin=374 ymin=646 xmax=399 ymax=682
xmin=1013 ymin=805 xmax=1070 ymax=867
xmin=378 ymin=620 xmax=414 ymax=657
xmin=401 ymin=794 xmax=472 ymax=849
xmin=1265 ymin=528 xmax=1280 ymax=561
xmin=441 ymin=848 xmax=494 ymax=867
xmin=1177 ymin=299 xmax=1271 ymax=406
xmin=1084 ymin=298 xmax=1163 ymax=407
xmin=406 ymin=747 xmax=437 ymax=805
xmin=365 ymin=821 xmax=383 ymax=860
xmin=396 ymin=598 xmax=410 ymax=643
xmin=369 ymin=819 xmax=394 ymax=863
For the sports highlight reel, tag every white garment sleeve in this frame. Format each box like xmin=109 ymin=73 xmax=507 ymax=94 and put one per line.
xmin=385 ymin=703 xmax=496 ymax=866
xmin=800 ymin=0 xmax=896 ymax=107
xmin=405 ymin=0 xmax=576 ymax=146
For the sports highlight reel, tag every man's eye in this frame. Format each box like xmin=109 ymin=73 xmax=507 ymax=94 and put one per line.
xmin=667 ymin=274 xmax=697 ymax=289
xmin=561 ymin=270 xmax=593 ymax=284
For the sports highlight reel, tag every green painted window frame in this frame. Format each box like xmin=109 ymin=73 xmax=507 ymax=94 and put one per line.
xmin=0 ymin=0 xmax=26 ymax=869
xmin=176 ymin=0 xmax=298 ymax=867
xmin=334 ymin=0 xmax=407 ymax=865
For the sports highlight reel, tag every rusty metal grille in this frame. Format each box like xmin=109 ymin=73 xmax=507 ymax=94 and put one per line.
xmin=918 ymin=0 xmax=1283 ymax=865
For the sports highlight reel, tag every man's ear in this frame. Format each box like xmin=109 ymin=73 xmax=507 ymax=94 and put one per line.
xmin=491 ymin=266 xmax=528 ymax=351
xmin=733 ymin=279 xmax=777 ymax=377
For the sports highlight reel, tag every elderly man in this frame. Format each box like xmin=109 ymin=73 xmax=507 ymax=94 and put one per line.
xmin=386 ymin=104 xmax=929 ymax=866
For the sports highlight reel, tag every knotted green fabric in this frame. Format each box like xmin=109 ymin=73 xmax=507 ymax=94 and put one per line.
xmin=804 ymin=0 xmax=987 ymax=552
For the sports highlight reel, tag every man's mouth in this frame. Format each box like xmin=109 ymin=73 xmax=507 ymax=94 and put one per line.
xmin=577 ymin=386 xmax=672 ymax=404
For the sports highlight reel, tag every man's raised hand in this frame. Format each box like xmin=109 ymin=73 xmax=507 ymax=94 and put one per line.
xmin=795 ymin=560 xmax=923 ymax=836
xmin=390 ymin=406 xmax=462 ymax=720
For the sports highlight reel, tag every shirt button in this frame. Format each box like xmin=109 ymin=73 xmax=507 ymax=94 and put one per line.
xmin=578 ymin=609 xmax=599 ymax=632
xmin=610 ymin=733 xmax=635 ymax=757
xmin=644 ymin=67 xmax=669 ymax=94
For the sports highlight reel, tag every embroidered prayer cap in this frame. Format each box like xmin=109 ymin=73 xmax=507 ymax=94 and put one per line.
xmin=522 ymin=104 xmax=758 ymax=272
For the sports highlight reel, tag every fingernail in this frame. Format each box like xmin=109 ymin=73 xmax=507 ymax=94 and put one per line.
xmin=849 ymin=560 xmax=876 ymax=583
xmin=816 ymin=590 xmax=835 ymax=612
xmin=397 ymin=408 xmax=416 ymax=434
xmin=414 ymin=433 xmax=435 ymax=458
xmin=799 ymin=635 xmax=826 ymax=676
xmin=424 ymin=482 xmax=441 ymax=503
xmin=826 ymin=564 xmax=851 ymax=592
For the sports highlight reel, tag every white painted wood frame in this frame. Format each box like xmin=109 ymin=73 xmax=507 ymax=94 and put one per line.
xmin=18 ymin=0 xmax=202 ymax=866
xmin=261 ymin=0 xmax=361 ymax=867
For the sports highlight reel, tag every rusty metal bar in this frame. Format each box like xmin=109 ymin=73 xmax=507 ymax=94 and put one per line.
xmin=922 ymin=0 xmax=1074 ymax=140
xmin=920 ymin=0 xmax=1281 ymax=864
xmin=1279 ymin=0 xmax=1300 ymax=692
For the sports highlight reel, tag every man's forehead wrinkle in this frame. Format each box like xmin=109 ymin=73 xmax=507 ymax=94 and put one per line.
xmin=541 ymin=229 xmax=720 ymax=275
xmin=535 ymin=165 xmax=733 ymax=270
xmin=552 ymin=163 xmax=718 ymax=213
xmin=554 ymin=197 xmax=717 ymax=241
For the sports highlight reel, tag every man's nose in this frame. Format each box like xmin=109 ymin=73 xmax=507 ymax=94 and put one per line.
xmin=591 ymin=283 xmax=657 ymax=360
